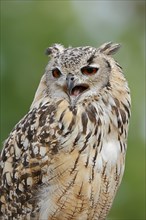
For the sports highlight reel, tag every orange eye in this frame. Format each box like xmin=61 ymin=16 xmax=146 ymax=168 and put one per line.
xmin=52 ymin=68 xmax=61 ymax=78
xmin=81 ymin=66 xmax=98 ymax=75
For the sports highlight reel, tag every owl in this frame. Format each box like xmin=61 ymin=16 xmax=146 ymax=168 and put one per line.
xmin=0 ymin=42 xmax=131 ymax=220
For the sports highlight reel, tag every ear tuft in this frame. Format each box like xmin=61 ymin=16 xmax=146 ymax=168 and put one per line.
xmin=45 ymin=44 xmax=65 ymax=57
xmin=97 ymin=42 xmax=121 ymax=55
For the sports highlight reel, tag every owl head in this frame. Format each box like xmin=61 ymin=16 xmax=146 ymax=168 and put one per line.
xmin=31 ymin=42 xmax=121 ymax=108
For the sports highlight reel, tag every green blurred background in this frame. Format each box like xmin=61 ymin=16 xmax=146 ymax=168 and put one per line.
xmin=0 ymin=1 xmax=145 ymax=219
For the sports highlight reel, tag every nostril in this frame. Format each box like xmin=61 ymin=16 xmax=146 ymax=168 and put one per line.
xmin=66 ymin=73 xmax=75 ymax=81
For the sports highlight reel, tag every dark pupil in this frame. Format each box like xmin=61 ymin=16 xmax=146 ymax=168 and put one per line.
xmin=56 ymin=70 xmax=59 ymax=75
xmin=86 ymin=67 xmax=94 ymax=73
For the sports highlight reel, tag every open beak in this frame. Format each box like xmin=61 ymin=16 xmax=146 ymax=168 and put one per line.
xmin=66 ymin=74 xmax=89 ymax=97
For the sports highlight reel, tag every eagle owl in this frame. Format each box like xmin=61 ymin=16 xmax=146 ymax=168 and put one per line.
xmin=0 ymin=42 xmax=131 ymax=220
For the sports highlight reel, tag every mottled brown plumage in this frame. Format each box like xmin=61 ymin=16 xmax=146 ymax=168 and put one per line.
xmin=0 ymin=42 xmax=131 ymax=220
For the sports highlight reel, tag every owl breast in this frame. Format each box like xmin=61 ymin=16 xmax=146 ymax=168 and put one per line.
xmin=38 ymin=97 xmax=125 ymax=220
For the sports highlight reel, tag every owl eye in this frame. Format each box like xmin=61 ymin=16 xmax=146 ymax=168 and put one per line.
xmin=52 ymin=68 xmax=61 ymax=78
xmin=81 ymin=66 xmax=98 ymax=75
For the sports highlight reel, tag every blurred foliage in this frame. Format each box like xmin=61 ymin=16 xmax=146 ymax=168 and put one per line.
xmin=0 ymin=1 xmax=145 ymax=219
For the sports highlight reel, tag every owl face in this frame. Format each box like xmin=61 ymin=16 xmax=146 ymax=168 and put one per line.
xmin=45 ymin=43 xmax=120 ymax=104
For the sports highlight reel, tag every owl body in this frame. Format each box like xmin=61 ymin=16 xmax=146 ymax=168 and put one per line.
xmin=0 ymin=43 xmax=131 ymax=220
